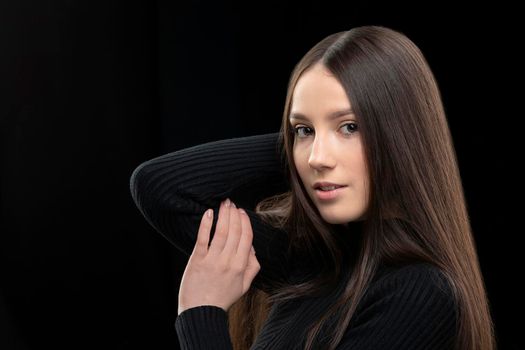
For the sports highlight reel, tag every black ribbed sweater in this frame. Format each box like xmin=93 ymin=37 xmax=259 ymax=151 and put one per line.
xmin=129 ymin=132 xmax=458 ymax=350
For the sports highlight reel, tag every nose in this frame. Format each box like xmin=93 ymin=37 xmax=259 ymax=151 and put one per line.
xmin=308 ymin=134 xmax=336 ymax=171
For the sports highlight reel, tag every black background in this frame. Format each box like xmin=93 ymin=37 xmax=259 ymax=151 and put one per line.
xmin=1 ymin=1 xmax=522 ymax=349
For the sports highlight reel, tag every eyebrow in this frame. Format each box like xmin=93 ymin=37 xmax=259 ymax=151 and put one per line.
xmin=289 ymin=108 xmax=354 ymax=121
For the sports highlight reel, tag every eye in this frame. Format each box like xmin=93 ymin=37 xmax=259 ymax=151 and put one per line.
xmin=341 ymin=122 xmax=358 ymax=135
xmin=292 ymin=123 xmax=358 ymax=138
xmin=293 ymin=126 xmax=313 ymax=138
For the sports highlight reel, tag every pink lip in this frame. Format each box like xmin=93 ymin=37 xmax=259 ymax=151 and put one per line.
xmin=313 ymin=181 xmax=346 ymax=189
xmin=314 ymin=186 xmax=347 ymax=200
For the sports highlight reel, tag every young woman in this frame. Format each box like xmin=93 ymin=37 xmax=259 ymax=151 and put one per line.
xmin=130 ymin=25 xmax=495 ymax=350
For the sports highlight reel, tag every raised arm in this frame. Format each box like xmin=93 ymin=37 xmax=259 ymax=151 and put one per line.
xmin=129 ymin=132 xmax=292 ymax=294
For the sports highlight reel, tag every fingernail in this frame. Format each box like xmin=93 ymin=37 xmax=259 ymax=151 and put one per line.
xmin=207 ymin=209 xmax=213 ymax=218
xmin=231 ymin=201 xmax=236 ymax=208
xmin=239 ymin=208 xmax=246 ymax=215
xmin=251 ymin=246 xmax=255 ymax=254
xmin=225 ymin=198 xmax=231 ymax=207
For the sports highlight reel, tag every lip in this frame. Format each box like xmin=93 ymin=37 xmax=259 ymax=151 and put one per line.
xmin=313 ymin=181 xmax=346 ymax=190
xmin=314 ymin=185 xmax=347 ymax=200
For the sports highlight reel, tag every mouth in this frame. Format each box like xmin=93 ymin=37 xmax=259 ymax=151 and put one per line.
xmin=313 ymin=185 xmax=347 ymax=200
xmin=313 ymin=182 xmax=347 ymax=191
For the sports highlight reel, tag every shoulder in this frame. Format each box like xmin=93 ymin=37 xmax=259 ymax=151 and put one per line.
xmin=358 ymin=262 xmax=458 ymax=320
xmin=372 ymin=262 xmax=454 ymax=295
xmin=339 ymin=262 xmax=459 ymax=349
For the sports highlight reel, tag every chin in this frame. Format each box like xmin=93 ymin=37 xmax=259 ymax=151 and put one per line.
xmin=319 ymin=208 xmax=365 ymax=225
xmin=319 ymin=214 xmax=351 ymax=225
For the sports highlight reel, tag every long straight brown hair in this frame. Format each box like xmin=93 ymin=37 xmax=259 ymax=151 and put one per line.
xmin=227 ymin=25 xmax=496 ymax=350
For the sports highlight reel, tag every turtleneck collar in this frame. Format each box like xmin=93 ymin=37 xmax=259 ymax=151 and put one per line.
xmin=334 ymin=220 xmax=365 ymax=249
xmin=288 ymin=220 xmax=366 ymax=284
xmin=342 ymin=219 xmax=365 ymax=233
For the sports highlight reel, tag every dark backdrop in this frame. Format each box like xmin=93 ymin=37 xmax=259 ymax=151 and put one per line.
xmin=1 ymin=1 xmax=522 ymax=349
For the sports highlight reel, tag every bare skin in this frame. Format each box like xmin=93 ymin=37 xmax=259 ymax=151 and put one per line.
xmin=177 ymin=198 xmax=260 ymax=315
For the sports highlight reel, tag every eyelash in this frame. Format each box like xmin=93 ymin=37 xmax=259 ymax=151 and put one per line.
xmin=292 ymin=122 xmax=359 ymax=138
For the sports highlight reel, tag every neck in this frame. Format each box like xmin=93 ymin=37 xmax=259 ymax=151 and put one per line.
xmin=334 ymin=220 xmax=365 ymax=254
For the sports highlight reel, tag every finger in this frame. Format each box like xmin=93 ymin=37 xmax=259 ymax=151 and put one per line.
xmin=222 ymin=202 xmax=242 ymax=256
xmin=208 ymin=199 xmax=231 ymax=255
xmin=192 ymin=208 xmax=213 ymax=258
xmin=236 ymin=208 xmax=254 ymax=267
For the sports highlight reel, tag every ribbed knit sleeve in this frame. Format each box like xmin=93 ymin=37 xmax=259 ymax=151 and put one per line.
xmin=129 ymin=132 xmax=292 ymax=294
xmin=171 ymin=263 xmax=458 ymax=350
xmin=174 ymin=305 xmax=233 ymax=350
xmin=335 ymin=263 xmax=458 ymax=350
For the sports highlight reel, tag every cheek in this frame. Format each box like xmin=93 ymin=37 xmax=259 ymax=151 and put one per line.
xmin=293 ymin=148 xmax=305 ymax=170
xmin=346 ymin=154 xmax=369 ymax=196
xmin=357 ymin=169 xmax=370 ymax=203
xmin=293 ymin=151 xmax=310 ymax=184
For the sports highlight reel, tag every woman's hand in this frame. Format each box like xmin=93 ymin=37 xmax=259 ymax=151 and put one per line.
xmin=177 ymin=198 xmax=260 ymax=315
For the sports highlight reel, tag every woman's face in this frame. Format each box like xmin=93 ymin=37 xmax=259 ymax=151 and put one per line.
xmin=290 ymin=63 xmax=369 ymax=225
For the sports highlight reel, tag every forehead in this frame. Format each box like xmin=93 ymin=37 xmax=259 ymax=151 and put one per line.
xmin=291 ymin=64 xmax=352 ymax=118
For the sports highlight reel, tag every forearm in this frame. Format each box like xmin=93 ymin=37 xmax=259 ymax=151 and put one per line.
xmin=129 ymin=132 xmax=287 ymax=254
xmin=130 ymin=132 xmax=293 ymax=294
